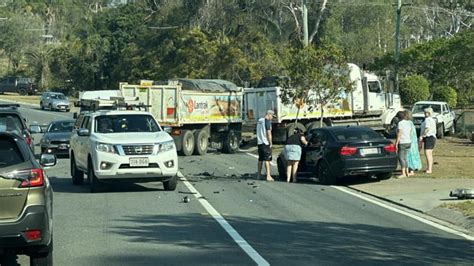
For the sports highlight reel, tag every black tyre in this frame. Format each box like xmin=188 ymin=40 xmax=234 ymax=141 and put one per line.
xmin=277 ymin=156 xmax=287 ymax=181
xmin=70 ymin=154 xmax=84 ymax=185
xmin=436 ymin=124 xmax=445 ymax=139
xmin=163 ymin=175 xmax=178 ymax=191
xmin=376 ymin=172 xmax=392 ymax=180
xmin=287 ymin=122 xmax=306 ymax=139
xmin=318 ymin=161 xmax=336 ymax=185
xmin=448 ymin=124 xmax=455 ymax=135
xmin=222 ymin=130 xmax=239 ymax=154
xmin=179 ymin=130 xmax=195 ymax=156
xmin=40 ymin=102 xmax=44 ymax=110
xmin=18 ymin=89 xmax=27 ymax=96
xmin=30 ymin=249 xmax=52 ymax=266
xmin=193 ymin=129 xmax=209 ymax=155
xmin=48 ymin=104 xmax=53 ymax=111
xmin=88 ymin=160 xmax=98 ymax=193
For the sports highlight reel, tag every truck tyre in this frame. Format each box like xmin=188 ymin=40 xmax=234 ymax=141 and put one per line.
xmin=88 ymin=160 xmax=99 ymax=193
xmin=436 ymin=124 xmax=444 ymax=139
xmin=163 ymin=176 xmax=178 ymax=191
xmin=318 ymin=161 xmax=336 ymax=185
xmin=193 ymin=129 xmax=209 ymax=155
xmin=179 ymin=130 xmax=195 ymax=156
xmin=222 ymin=130 xmax=239 ymax=154
xmin=287 ymin=122 xmax=306 ymax=139
xmin=70 ymin=154 xmax=84 ymax=185
xmin=306 ymin=121 xmax=328 ymax=131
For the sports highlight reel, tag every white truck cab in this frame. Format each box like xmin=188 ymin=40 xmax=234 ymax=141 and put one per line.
xmin=411 ymin=101 xmax=455 ymax=139
xmin=70 ymin=109 xmax=178 ymax=192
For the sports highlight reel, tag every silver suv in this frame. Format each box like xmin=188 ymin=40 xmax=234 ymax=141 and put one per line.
xmin=0 ymin=132 xmax=56 ymax=265
xmin=40 ymin=92 xmax=70 ymax=112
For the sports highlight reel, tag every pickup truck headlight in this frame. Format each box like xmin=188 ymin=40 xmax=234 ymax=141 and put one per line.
xmin=41 ymin=138 xmax=50 ymax=144
xmin=96 ymin=142 xmax=116 ymax=154
xmin=157 ymin=140 xmax=175 ymax=153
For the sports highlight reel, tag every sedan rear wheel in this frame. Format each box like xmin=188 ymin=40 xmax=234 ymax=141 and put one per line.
xmin=29 ymin=249 xmax=52 ymax=266
xmin=376 ymin=172 xmax=392 ymax=180
xmin=318 ymin=161 xmax=336 ymax=185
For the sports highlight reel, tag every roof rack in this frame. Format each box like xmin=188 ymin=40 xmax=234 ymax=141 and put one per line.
xmin=77 ymin=96 xmax=151 ymax=112
xmin=0 ymin=104 xmax=20 ymax=110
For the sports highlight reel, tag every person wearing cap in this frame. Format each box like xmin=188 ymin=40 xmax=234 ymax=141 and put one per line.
xmin=284 ymin=127 xmax=308 ymax=183
xmin=256 ymin=110 xmax=275 ymax=181
xmin=419 ymin=107 xmax=437 ymax=174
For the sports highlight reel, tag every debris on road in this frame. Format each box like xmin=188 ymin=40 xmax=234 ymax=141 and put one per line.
xmin=183 ymin=196 xmax=190 ymax=203
xmin=213 ymin=191 xmax=220 ymax=194
xmin=450 ymin=188 xmax=474 ymax=199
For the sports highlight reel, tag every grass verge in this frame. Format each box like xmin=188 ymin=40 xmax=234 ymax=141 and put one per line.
xmin=441 ymin=201 xmax=474 ymax=218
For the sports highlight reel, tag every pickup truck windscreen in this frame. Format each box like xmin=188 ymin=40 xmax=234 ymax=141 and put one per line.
xmin=95 ymin=115 xmax=161 ymax=133
xmin=412 ymin=104 xmax=441 ymax=114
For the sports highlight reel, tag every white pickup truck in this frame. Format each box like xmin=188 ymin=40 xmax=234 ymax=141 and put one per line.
xmin=411 ymin=101 xmax=455 ymax=138
xmin=69 ymin=109 xmax=178 ymax=193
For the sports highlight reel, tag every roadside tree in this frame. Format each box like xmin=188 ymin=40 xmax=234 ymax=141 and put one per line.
xmin=400 ymin=75 xmax=430 ymax=105
xmin=281 ymin=44 xmax=351 ymax=128
xmin=433 ymin=85 xmax=457 ymax=107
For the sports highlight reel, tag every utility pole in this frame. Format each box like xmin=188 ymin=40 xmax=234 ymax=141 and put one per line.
xmin=394 ymin=0 xmax=402 ymax=93
xmin=302 ymin=0 xmax=309 ymax=46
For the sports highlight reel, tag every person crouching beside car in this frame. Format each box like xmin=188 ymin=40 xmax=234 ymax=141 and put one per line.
xmin=284 ymin=128 xmax=308 ymax=183
xmin=419 ymin=107 xmax=437 ymax=174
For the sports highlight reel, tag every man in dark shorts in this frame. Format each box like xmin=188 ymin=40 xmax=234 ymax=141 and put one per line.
xmin=256 ymin=110 xmax=275 ymax=181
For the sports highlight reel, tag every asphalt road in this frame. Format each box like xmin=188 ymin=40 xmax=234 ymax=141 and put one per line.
xmin=3 ymin=101 xmax=473 ymax=265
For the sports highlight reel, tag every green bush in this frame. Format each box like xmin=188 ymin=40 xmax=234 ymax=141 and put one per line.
xmin=400 ymin=75 xmax=430 ymax=105
xmin=432 ymin=85 xmax=457 ymax=107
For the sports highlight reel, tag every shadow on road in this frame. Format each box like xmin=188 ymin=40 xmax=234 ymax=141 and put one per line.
xmin=108 ymin=214 xmax=474 ymax=265
xmin=48 ymin=176 xmax=164 ymax=194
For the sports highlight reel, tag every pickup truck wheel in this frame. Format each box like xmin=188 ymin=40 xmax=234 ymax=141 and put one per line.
xmin=88 ymin=161 xmax=99 ymax=193
xmin=40 ymin=102 xmax=44 ymax=110
xmin=163 ymin=176 xmax=178 ymax=191
xmin=448 ymin=124 xmax=455 ymax=135
xmin=222 ymin=130 xmax=239 ymax=154
xmin=277 ymin=156 xmax=287 ymax=181
xmin=48 ymin=104 xmax=53 ymax=111
xmin=18 ymin=89 xmax=28 ymax=96
xmin=436 ymin=124 xmax=445 ymax=139
xmin=193 ymin=129 xmax=209 ymax=155
xmin=318 ymin=161 xmax=336 ymax=185
xmin=179 ymin=130 xmax=194 ymax=156
xmin=71 ymin=155 xmax=84 ymax=185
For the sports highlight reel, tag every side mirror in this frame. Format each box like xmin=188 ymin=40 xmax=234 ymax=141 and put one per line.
xmin=40 ymin=154 xmax=57 ymax=168
xmin=163 ymin=126 xmax=172 ymax=134
xmin=77 ymin=128 xmax=90 ymax=136
xmin=29 ymin=124 xmax=42 ymax=134
xmin=73 ymin=112 xmax=78 ymax=119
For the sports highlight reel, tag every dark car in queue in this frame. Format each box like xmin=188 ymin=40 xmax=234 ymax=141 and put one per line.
xmin=277 ymin=126 xmax=397 ymax=185
xmin=0 ymin=104 xmax=35 ymax=151
xmin=37 ymin=119 xmax=75 ymax=156
xmin=0 ymin=132 xmax=57 ymax=265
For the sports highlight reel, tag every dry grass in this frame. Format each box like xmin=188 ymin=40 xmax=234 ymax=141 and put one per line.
xmin=414 ymin=137 xmax=474 ymax=179
xmin=0 ymin=94 xmax=41 ymax=105
xmin=441 ymin=201 xmax=474 ymax=218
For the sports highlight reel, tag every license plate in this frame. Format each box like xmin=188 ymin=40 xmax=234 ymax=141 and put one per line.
xmin=129 ymin=157 xmax=149 ymax=167
xmin=59 ymin=144 xmax=68 ymax=150
xmin=360 ymin=148 xmax=379 ymax=155
xmin=60 ymin=106 xmax=65 ymax=109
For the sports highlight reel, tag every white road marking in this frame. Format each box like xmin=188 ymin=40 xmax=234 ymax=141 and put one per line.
xmin=179 ymin=172 xmax=270 ymax=266
xmin=245 ymin=152 xmax=276 ymax=166
xmin=332 ymin=186 xmax=474 ymax=241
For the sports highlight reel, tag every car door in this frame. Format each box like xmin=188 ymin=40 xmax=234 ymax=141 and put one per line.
xmin=443 ymin=104 xmax=454 ymax=130
xmin=305 ymin=130 xmax=327 ymax=172
xmin=76 ymin=115 xmax=91 ymax=169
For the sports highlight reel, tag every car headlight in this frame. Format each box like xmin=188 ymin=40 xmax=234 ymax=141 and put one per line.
xmin=42 ymin=138 xmax=50 ymax=144
xmin=157 ymin=140 xmax=175 ymax=153
xmin=96 ymin=142 xmax=116 ymax=154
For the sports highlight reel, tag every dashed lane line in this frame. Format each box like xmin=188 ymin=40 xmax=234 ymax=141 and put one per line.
xmin=178 ymin=172 xmax=270 ymax=266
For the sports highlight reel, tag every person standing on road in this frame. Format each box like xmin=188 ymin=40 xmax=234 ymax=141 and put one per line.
xmin=404 ymin=110 xmax=422 ymax=176
xmin=284 ymin=128 xmax=308 ymax=183
xmin=257 ymin=110 xmax=275 ymax=181
xmin=419 ymin=107 xmax=437 ymax=174
xmin=395 ymin=111 xmax=412 ymax=178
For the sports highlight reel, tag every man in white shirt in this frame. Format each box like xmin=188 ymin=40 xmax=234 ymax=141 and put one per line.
xmin=256 ymin=110 xmax=275 ymax=181
xmin=419 ymin=107 xmax=437 ymax=174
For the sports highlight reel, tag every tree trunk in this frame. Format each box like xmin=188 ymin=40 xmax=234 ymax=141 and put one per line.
xmin=309 ymin=0 xmax=328 ymax=44
xmin=319 ymin=103 xmax=324 ymax=128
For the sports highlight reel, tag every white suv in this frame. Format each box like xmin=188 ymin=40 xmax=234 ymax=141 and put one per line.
xmin=69 ymin=110 xmax=178 ymax=192
xmin=412 ymin=101 xmax=455 ymax=139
